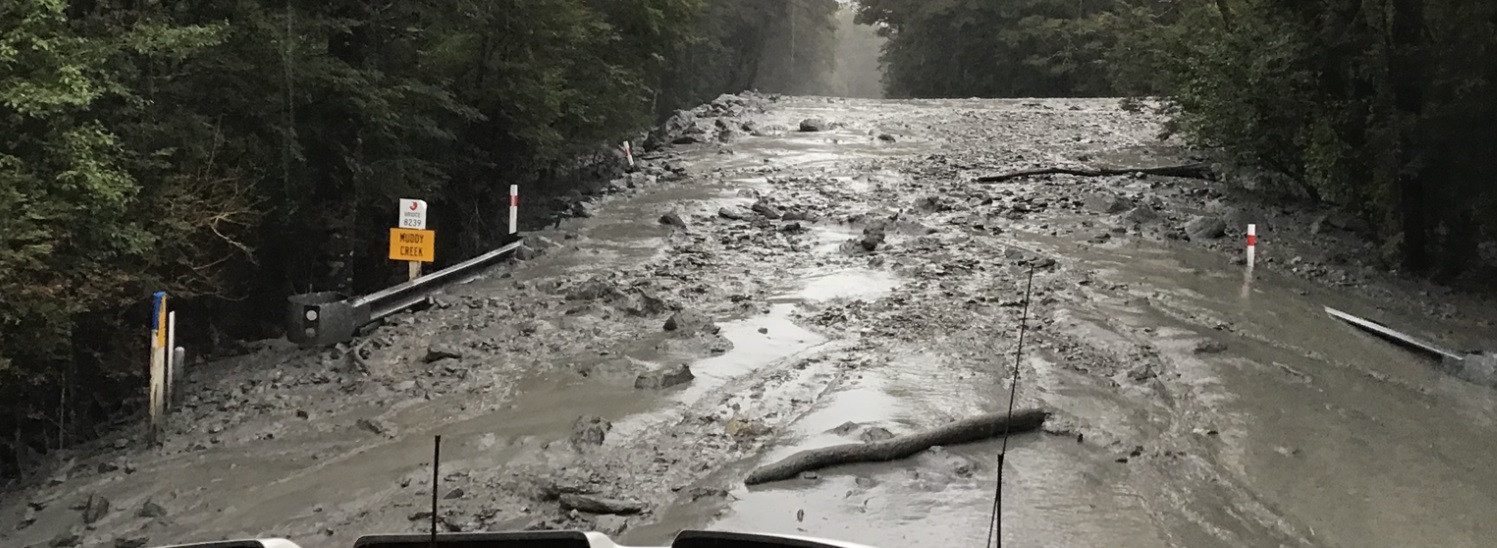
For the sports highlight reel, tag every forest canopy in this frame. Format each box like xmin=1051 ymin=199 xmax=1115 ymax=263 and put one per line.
xmin=0 ymin=0 xmax=841 ymax=475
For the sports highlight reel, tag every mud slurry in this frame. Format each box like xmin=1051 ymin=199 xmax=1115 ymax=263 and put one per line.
xmin=6 ymin=95 xmax=1497 ymax=548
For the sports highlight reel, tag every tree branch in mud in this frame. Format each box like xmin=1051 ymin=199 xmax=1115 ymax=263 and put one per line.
xmin=974 ymin=163 xmax=1213 ymax=183
xmin=744 ymin=409 xmax=1050 ymax=485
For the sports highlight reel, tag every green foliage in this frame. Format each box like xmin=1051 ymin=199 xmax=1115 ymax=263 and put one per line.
xmin=0 ymin=0 xmax=840 ymax=470
xmin=855 ymin=0 xmax=1118 ymax=98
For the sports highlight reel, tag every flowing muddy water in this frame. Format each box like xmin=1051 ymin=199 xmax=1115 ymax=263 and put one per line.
xmin=5 ymin=95 xmax=1496 ymax=548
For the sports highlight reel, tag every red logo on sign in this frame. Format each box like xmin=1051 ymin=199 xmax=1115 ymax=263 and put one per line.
xmin=409 ymin=201 xmax=419 ymax=211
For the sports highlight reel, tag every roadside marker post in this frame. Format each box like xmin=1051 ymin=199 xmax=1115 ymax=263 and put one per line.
xmin=623 ymin=141 xmax=635 ymax=168
xmin=165 ymin=311 xmax=176 ymax=411
xmin=509 ymin=185 xmax=519 ymax=235
xmin=1247 ymin=224 xmax=1257 ymax=270
xmin=397 ymin=199 xmax=431 ymax=281
xmin=148 ymin=292 xmax=168 ymax=444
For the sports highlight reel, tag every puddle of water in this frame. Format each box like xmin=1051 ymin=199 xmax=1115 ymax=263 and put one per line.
xmin=776 ymin=269 xmax=902 ymax=304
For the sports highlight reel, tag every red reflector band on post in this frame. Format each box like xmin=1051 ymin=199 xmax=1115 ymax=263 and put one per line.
xmin=1247 ymin=234 xmax=1257 ymax=246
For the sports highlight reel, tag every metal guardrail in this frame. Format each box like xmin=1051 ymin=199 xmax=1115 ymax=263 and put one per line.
xmin=286 ymin=236 xmax=524 ymax=346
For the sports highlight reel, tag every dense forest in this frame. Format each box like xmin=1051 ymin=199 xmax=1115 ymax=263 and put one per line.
xmin=857 ymin=0 xmax=1497 ymax=278
xmin=0 ymin=0 xmax=842 ymax=476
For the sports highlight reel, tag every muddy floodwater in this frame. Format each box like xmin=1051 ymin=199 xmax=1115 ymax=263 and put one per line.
xmin=4 ymin=95 xmax=1496 ymax=548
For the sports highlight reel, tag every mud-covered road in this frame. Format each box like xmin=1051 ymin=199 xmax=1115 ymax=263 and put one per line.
xmin=5 ymin=95 xmax=1497 ymax=548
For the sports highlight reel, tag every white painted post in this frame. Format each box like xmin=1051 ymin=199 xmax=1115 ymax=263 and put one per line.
xmin=623 ymin=141 xmax=634 ymax=168
xmin=166 ymin=311 xmax=176 ymax=411
xmin=509 ymin=185 xmax=519 ymax=235
xmin=1246 ymin=224 xmax=1257 ymax=270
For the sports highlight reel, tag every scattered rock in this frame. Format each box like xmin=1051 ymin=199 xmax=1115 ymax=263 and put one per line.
xmin=634 ymin=364 xmax=695 ymax=390
xmin=570 ymin=415 xmax=612 ymax=447
xmin=567 ymin=277 xmax=625 ymax=301
xmin=626 ymin=291 xmax=671 ymax=317
xmin=1124 ymin=205 xmax=1159 ymax=223
xmin=51 ymin=532 xmax=80 ymax=547
xmin=858 ymin=227 xmax=887 ymax=252
xmin=664 ymin=309 xmax=719 ymax=335
xmin=445 ymin=488 xmax=465 ymax=500
xmin=725 ymin=418 xmax=770 ymax=438
xmin=97 ymin=461 xmax=118 ymax=474
xmin=859 ymin=427 xmax=895 ymax=443
xmin=799 ymin=471 xmax=820 ymax=480
xmin=594 ymin=514 xmax=630 ymax=535
xmin=82 ymin=493 xmax=109 ymax=524
xmin=356 ymin=418 xmax=391 ymax=436
xmin=115 ymin=536 xmax=149 ymax=548
xmin=658 ymin=213 xmax=688 ymax=230
xmin=112 ymin=439 xmax=129 ymax=450
xmin=136 ymin=500 xmax=167 ymax=518
xmin=799 ymin=118 xmax=827 ymax=132
xmin=855 ymin=477 xmax=878 ymax=488
xmin=513 ymin=245 xmax=540 ymax=261
xmin=424 ymin=340 xmax=464 ymax=363
xmin=558 ymin=494 xmax=646 ymax=515
xmin=750 ymin=199 xmax=783 ymax=219
xmin=877 ymin=133 xmax=897 ymax=142
xmin=781 ymin=209 xmax=814 ymax=222
xmin=1193 ymin=340 xmax=1228 ymax=355
xmin=1087 ymin=193 xmax=1132 ymax=214
xmin=1185 ymin=216 xmax=1228 ymax=240
xmin=718 ymin=206 xmax=752 ymax=221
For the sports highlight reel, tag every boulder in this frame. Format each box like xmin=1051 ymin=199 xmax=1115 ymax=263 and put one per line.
xmin=570 ymin=415 xmax=611 ymax=447
xmin=634 ymin=364 xmax=695 ymax=390
xmin=1185 ymin=216 xmax=1228 ymax=240
xmin=82 ymin=493 xmax=109 ymax=524
xmin=1124 ymin=205 xmax=1159 ymax=224
xmin=718 ymin=206 xmax=752 ymax=221
xmin=799 ymin=118 xmax=828 ymax=132
xmin=567 ymin=277 xmax=625 ymax=301
xmin=558 ymin=494 xmax=646 ymax=515
xmin=664 ymin=309 xmax=719 ymax=335
xmin=750 ymin=199 xmax=783 ymax=219
xmin=658 ymin=213 xmax=688 ymax=230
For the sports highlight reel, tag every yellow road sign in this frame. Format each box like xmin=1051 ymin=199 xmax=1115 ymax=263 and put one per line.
xmin=389 ymin=228 xmax=436 ymax=263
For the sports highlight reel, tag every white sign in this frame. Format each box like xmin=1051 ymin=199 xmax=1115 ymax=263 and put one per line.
xmin=399 ymin=199 xmax=428 ymax=229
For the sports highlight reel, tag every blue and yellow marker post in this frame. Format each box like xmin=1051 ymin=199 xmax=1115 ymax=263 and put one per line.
xmin=150 ymin=292 xmax=167 ymax=443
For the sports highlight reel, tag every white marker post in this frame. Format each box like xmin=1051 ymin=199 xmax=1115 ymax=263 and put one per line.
xmin=1246 ymin=224 xmax=1257 ymax=270
xmin=399 ymin=199 xmax=429 ymax=281
xmin=165 ymin=311 xmax=176 ymax=411
xmin=172 ymin=346 xmax=185 ymax=408
xmin=623 ymin=141 xmax=634 ymax=168
xmin=509 ymin=185 xmax=519 ymax=235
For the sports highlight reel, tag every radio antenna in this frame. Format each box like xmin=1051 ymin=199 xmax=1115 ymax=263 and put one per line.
xmin=431 ymin=435 xmax=441 ymax=548
xmin=985 ymin=262 xmax=1036 ymax=548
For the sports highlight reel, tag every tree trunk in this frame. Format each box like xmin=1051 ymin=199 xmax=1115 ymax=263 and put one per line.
xmin=1390 ymin=0 xmax=1428 ymax=272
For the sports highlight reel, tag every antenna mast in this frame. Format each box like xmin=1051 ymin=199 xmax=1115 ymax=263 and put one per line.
xmin=985 ymin=263 xmax=1036 ymax=548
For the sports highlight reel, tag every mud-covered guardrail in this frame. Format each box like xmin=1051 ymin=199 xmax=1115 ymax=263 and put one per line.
xmin=286 ymin=236 xmax=524 ymax=346
xmin=288 ymin=184 xmax=528 ymax=346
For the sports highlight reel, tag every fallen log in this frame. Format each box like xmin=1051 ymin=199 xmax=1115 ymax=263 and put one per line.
xmin=974 ymin=163 xmax=1212 ymax=183
xmin=558 ymin=493 xmax=647 ymax=515
xmin=744 ymin=408 xmax=1050 ymax=485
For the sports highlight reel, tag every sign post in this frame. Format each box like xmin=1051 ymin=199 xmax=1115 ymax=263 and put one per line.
xmin=622 ymin=141 xmax=634 ymax=168
xmin=398 ymin=199 xmax=429 ymax=281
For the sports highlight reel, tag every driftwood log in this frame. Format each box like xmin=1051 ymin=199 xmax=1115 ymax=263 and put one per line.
xmin=347 ymin=337 xmax=373 ymax=374
xmin=975 ymin=163 xmax=1213 ymax=183
xmin=744 ymin=408 xmax=1050 ymax=485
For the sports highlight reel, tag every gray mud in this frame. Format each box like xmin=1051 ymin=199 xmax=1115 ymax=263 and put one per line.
xmin=4 ymin=95 xmax=1496 ymax=548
